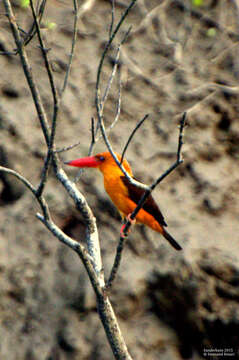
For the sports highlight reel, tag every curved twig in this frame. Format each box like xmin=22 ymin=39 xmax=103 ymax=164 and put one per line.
xmin=0 ymin=166 xmax=50 ymax=220
xmin=95 ymin=0 xmax=139 ymax=183
xmin=121 ymin=114 xmax=149 ymax=164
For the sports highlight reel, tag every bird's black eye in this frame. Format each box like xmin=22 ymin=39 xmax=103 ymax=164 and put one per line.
xmin=99 ymin=156 xmax=105 ymax=161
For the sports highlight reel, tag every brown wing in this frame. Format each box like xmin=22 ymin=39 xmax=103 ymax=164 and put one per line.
xmin=121 ymin=176 xmax=167 ymax=227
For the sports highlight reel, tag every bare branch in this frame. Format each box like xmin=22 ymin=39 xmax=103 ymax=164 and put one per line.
xmin=3 ymin=0 xmax=50 ymax=145
xmin=101 ymin=46 xmax=121 ymax=112
xmin=60 ymin=0 xmax=79 ymax=96
xmin=29 ymin=0 xmax=58 ymax=195
xmin=55 ymin=141 xmax=81 ymax=154
xmin=36 ymin=214 xmax=96 ymax=268
xmin=36 ymin=0 xmax=79 ymax=195
xmin=121 ymin=113 xmax=149 ymax=164
xmin=106 ymin=235 xmax=126 ymax=290
xmin=0 ymin=0 xmax=47 ymax=56
xmin=30 ymin=0 xmax=79 ymax=195
xmin=29 ymin=0 xmax=58 ymax=105
xmin=91 ymin=27 xmax=130 ymax=157
xmin=177 ymin=112 xmax=186 ymax=162
xmin=22 ymin=0 xmax=47 ymax=48
xmin=0 ymin=166 xmax=35 ymax=195
xmin=123 ymin=112 xmax=186 ymax=236
xmin=87 ymin=117 xmax=96 ymax=156
xmin=52 ymin=158 xmax=104 ymax=281
xmin=107 ymin=73 xmax=122 ymax=131
xmin=37 ymin=201 xmax=133 ymax=360
xmin=3 ymin=0 xmax=104 ymax=282
xmin=107 ymin=113 xmax=186 ymax=288
xmin=109 ymin=0 xmax=115 ymax=38
xmin=101 ymin=26 xmax=130 ymax=112
xmin=3 ymin=1 xmax=135 ymax=358
xmin=0 ymin=166 xmax=50 ymax=220
xmin=95 ymin=0 xmax=149 ymax=189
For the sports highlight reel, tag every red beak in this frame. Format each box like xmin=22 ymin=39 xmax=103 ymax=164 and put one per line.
xmin=65 ymin=156 xmax=100 ymax=168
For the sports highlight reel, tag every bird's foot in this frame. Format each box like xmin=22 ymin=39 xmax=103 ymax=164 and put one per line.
xmin=120 ymin=214 xmax=136 ymax=238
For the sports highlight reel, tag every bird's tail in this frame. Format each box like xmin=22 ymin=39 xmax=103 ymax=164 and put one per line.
xmin=162 ymin=228 xmax=182 ymax=251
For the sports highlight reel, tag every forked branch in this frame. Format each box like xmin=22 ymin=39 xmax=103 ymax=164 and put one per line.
xmin=2 ymin=0 xmax=135 ymax=359
xmin=106 ymin=112 xmax=186 ymax=289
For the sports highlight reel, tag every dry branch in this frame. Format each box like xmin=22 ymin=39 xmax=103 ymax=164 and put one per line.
xmin=1 ymin=0 xmax=136 ymax=358
xmin=106 ymin=112 xmax=186 ymax=289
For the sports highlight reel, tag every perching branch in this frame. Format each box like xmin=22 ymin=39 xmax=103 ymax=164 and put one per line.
xmin=125 ymin=112 xmax=186 ymax=233
xmin=106 ymin=235 xmax=126 ymax=290
xmin=107 ymin=112 xmax=186 ymax=289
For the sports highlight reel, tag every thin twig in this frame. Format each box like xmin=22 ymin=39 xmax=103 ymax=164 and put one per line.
xmin=94 ymin=74 xmax=122 ymax=144
xmin=34 ymin=0 xmax=79 ymax=196
xmin=3 ymin=0 xmax=50 ymax=145
xmin=60 ymin=0 xmax=79 ymax=96
xmin=87 ymin=117 xmax=96 ymax=156
xmin=23 ymin=0 xmax=47 ymax=48
xmin=106 ymin=235 xmax=126 ymax=289
xmin=109 ymin=0 xmax=115 ymax=38
xmin=30 ymin=0 xmax=59 ymax=196
xmin=108 ymin=73 xmax=122 ymax=131
xmin=0 ymin=0 xmax=47 ymax=56
xmin=177 ymin=112 xmax=186 ymax=162
xmin=99 ymin=26 xmax=131 ymax=120
xmin=55 ymin=141 xmax=81 ymax=153
xmin=74 ymin=117 xmax=97 ymax=183
xmin=101 ymin=46 xmax=120 ymax=112
xmin=86 ymin=31 xmax=126 ymax=159
xmin=96 ymin=0 xmax=137 ymax=93
xmin=91 ymin=117 xmax=96 ymax=146
xmin=43 ymin=0 xmax=80 ymax=158
xmin=0 ymin=166 xmax=50 ymax=220
xmin=37 ymin=214 xmax=95 ymax=266
xmin=121 ymin=114 xmax=149 ymax=164
xmin=95 ymin=0 xmax=138 ymax=182
xmin=29 ymin=0 xmax=58 ymax=105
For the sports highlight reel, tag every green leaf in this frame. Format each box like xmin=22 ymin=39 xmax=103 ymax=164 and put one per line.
xmin=20 ymin=0 xmax=30 ymax=8
xmin=46 ymin=21 xmax=57 ymax=30
xmin=207 ymin=28 xmax=217 ymax=37
xmin=192 ymin=0 xmax=203 ymax=6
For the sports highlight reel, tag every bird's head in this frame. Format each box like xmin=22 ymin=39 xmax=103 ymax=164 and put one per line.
xmin=66 ymin=151 xmax=133 ymax=176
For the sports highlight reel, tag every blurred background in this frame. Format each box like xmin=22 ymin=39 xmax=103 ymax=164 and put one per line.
xmin=0 ymin=0 xmax=239 ymax=359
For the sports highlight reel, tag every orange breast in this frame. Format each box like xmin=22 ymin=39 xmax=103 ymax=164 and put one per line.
xmin=104 ymin=175 xmax=164 ymax=235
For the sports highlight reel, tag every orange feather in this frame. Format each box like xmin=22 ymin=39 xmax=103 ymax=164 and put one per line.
xmin=66 ymin=151 xmax=182 ymax=250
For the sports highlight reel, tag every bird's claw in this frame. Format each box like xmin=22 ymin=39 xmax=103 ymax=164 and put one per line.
xmin=120 ymin=214 xmax=136 ymax=238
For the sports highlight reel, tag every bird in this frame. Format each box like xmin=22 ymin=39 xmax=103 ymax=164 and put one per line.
xmin=66 ymin=151 xmax=182 ymax=251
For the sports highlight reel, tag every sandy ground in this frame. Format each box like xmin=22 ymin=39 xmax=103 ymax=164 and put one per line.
xmin=1 ymin=0 xmax=239 ymax=359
